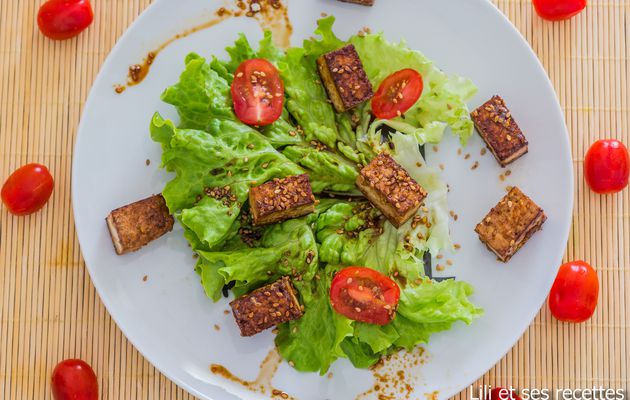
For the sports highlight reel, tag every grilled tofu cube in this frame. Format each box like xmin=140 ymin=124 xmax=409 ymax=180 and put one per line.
xmin=317 ymin=44 xmax=374 ymax=112
xmin=249 ymin=174 xmax=315 ymax=226
xmin=356 ymin=153 xmax=427 ymax=228
xmin=338 ymin=0 xmax=375 ymax=5
xmin=106 ymin=194 xmax=174 ymax=255
xmin=229 ymin=277 xmax=303 ymax=337
xmin=471 ymin=95 xmax=528 ymax=167
xmin=475 ymin=187 xmax=546 ymax=262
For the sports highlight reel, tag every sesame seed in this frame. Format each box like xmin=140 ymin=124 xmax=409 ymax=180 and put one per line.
xmin=464 ymin=153 xmax=471 ymax=160
xmin=471 ymin=161 xmax=479 ymax=170
xmin=436 ymin=264 xmax=445 ymax=271
xmin=454 ymin=243 xmax=461 ymax=249
xmin=288 ymin=361 xmax=295 ymax=367
xmin=236 ymin=72 xmax=243 ymax=78
xmin=355 ymin=307 xmax=362 ymax=313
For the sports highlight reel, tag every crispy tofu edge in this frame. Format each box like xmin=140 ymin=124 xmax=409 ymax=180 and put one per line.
xmin=229 ymin=276 xmax=303 ymax=337
xmin=106 ymin=214 xmax=125 ymax=255
xmin=317 ymin=55 xmax=347 ymax=112
xmin=472 ymin=96 xmax=528 ymax=167
xmin=105 ymin=194 xmax=174 ymax=255
xmin=474 ymin=188 xmax=546 ymax=262
xmin=248 ymin=175 xmax=315 ymax=226
xmin=338 ymin=0 xmax=374 ymax=5
xmin=356 ymin=174 xmax=421 ymax=228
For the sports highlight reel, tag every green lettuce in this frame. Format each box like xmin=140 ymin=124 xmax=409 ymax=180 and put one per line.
xmin=348 ymin=25 xmax=477 ymax=144
xmin=150 ymin=113 xmax=302 ymax=249
xmin=275 ymin=265 xmax=354 ymax=374
xmin=197 ymin=218 xmax=318 ymax=300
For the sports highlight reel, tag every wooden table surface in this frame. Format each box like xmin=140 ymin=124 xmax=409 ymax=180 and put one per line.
xmin=1 ymin=1 xmax=628 ymax=399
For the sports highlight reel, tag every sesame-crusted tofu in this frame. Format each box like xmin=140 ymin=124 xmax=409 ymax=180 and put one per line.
xmin=475 ymin=187 xmax=546 ymax=262
xmin=249 ymin=174 xmax=315 ymax=226
xmin=105 ymin=194 xmax=174 ymax=255
xmin=317 ymin=44 xmax=374 ymax=112
xmin=229 ymin=277 xmax=303 ymax=337
xmin=356 ymin=153 xmax=427 ymax=228
xmin=338 ymin=0 xmax=374 ymax=5
xmin=471 ymin=96 xmax=528 ymax=167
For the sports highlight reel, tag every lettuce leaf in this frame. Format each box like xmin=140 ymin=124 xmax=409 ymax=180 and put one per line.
xmin=348 ymin=27 xmax=477 ymax=144
xmin=275 ymin=265 xmax=354 ymax=374
xmin=278 ymin=17 xmax=345 ymax=149
xmin=150 ymin=113 xmax=302 ymax=249
xmin=196 ymin=218 xmax=318 ymax=301
xmin=282 ymin=145 xmax=358 ymax=193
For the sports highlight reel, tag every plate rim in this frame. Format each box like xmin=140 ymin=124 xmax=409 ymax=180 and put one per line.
xmin=71 ymin=1 xmax=574 ymax=399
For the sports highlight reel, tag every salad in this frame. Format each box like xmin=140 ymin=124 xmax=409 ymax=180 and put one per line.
xmin=150 ymin=17 xmax=483 ymax=374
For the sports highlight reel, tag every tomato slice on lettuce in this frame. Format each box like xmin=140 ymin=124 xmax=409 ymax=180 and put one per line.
xmin=231 ymin=58 xmax=284 ymax=126
xmin=371 ymin=68 xmax=423 ymax=120
xmin=330 ymin=267 xmax=400 ymax=325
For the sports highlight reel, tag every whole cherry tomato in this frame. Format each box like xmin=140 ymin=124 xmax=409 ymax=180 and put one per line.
xmin=231 ymin=58 xmax=284 ymax=126
xmin=37 ymin=0 xmax=94 ymax=40
xmin=1 ymin=163 xmax=54 ymax=216
xmin=51 ymin=359 xmax=98 ymax=400
xmin=371 ymin=69 xmax=424 ymax=119
xmin=330 ymin=266 xmax=400 ymax=325
xmin=584 ymin=139 xmax=630 ymax=194
xmin=548 ymin=261 xmax=599 ymax=323
xmin=488 ymin=387 xmax=522 ymax=400
xmin=532 ymin=0 xmax=587 ymax=21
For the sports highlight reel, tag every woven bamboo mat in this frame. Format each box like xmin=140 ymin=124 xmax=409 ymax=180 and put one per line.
xmin=0 ymin=1 xmax=628 ymax=399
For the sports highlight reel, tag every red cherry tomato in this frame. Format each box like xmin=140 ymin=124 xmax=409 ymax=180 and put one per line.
xmin=488 ymin=387 xmax=522 ymax=400
xmin=584 ymin=139 xmax=630 ymax=194
xmin=231 ymin=58 xmax=284 ymax=126
xmin=37 ymin=0 xmax=94 ymax=40
xmin=548 ymin=261 xmax=599 ymax=323
xmin=2 ymin=163 xmax=54 ymax=216
xmin=532 ymin=0 xmax=586 ymax=21
xmin=330 ymin=267 xmax=400 ymax=325
xmin=51 ymin=359 xmax=98 ymax=400
xmin=371 ymin=69 xmax=423 ymax=120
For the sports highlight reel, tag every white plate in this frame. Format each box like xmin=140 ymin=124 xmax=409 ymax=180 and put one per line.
xmin=72 ymin=1 xmax=573 ymax=399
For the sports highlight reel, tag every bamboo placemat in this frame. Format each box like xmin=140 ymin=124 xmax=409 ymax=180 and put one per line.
xmin=0 ymin=1 xmax=628 ymax=399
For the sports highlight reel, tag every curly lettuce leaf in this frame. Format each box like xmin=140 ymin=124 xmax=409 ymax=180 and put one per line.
xmin=282 ymin=145 xmax=358 ymax=193
xmin=150 ymin=113 xmax=302 ymax=249
xmin=278 ymin=17 xmax=346 ymax=149
xmin=275 ymin=265 xmax=354 ymax=374
xmin=197 ymin=218 xmax=318 ymax=300
xmin=161 ymin=53 xmax=235 ymax=130
xmin=348 ymin=29 xmax=477 ymax=144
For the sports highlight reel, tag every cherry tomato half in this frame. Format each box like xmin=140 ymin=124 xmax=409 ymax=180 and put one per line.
xmin=330 ymin=267 xmax=400 ymax=325
xmin=1 ymin=163 xmax=54 ymax=216
xmin=584 ymin=139 xmax=630 ymax=194
xmin=371 ymin=69 xmax=423 ymax=120
xmin=548 ymin=261 xmax=599 ymax=323
xmin=488 ymin=387 xmax=522 ymax=400
xmin=532 ymin=0 xmax=587 ymax=21
xmin=37 ymin=0 xmax=94 ymax=40
xmin=231 ymin=58 xmax=284 ymax=126
xmin=51 ymin=359 xmax=98 ymax=400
